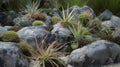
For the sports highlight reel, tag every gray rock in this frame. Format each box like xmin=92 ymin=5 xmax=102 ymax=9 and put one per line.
xmin=51 ymin=23 xmax=71 ymax=37
xmin=110 ymin=15 xmax=120 ymax=28
xmin=102 ymin=15 xmax=120 ymax=37
xmin=68 ymin=5 xmax=94 ymax=20
xmin=102 ymin=21 xmax=113 ymax=27
xmin=99 ymin=10 xmax=113 ymax=20
xmin=53 ymin=12 xmax=61 ymax=17
xmin=0 ymin=26 xmax=8 ymax=34
xmin=43 ymin=33 xmax=69 ymax=46
xmin=4 ymin=26 xmax=12 ymax=30
xmin=68 ymin=40 xmax=120 ymax=67
xmin=114 ymin=27 xmax=120 ymax=37
xmin=17 ymin=26 xmax=49 ymax=46
xmin=0 ymin=42 xmax=29 ymax=67
xmin=44 ymin=14 xmax=51 ymax=26
xmin=103 ymin=63 xmax=120 ymax=67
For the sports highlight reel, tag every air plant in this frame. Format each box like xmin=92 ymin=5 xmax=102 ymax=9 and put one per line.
xmin=60 ymin=6 xmax=75 ymax=27
xmin=69 ymin=22 xmax=90 ymax=48
xmin=69 ymin=22 xmax=89 ymax=42
xmin=24 ymin=0 xmax=41 ymax=17
xmin=28 ymin=40 xmax=67 ymax=67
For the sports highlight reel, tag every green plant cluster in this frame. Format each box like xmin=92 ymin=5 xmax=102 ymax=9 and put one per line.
xmin=1 ymin=31 xmax=19 ymax=42
xmin=32 ymin=20 xmax=44 ymax=26
xmin=51 ymin=16 xmax=61 ymax=24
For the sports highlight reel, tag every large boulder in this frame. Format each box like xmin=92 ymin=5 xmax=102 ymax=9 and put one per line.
xmin=68 ymin=5 xmax=94 ymax=20
xmin=17 ymin=26 xmax=49 ymax=46
xmin=68 ymin=40 xmax=120 ymax=67
xmin=0 ymin=42 xmax=29 ymax=67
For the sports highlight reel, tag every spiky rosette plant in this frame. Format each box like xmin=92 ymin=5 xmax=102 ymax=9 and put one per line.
xmin=24 ymin=0 xmax=41 ymax=17
xmin=69 ymin=22 xmax=93 ymax=48
xmin=28 ymin=40 xmax=67 ymax=67
xmin=60 ymin=7 xmax=75 ymax=27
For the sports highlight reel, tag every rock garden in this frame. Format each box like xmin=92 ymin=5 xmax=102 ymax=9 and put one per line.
xmin=0 ymin=0 xmax=120 ymax=67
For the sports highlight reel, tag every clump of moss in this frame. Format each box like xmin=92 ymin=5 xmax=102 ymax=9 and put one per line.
xmin=32 ymin=20 xmax=44 ymax=26
xmin=51 ymin=16 xmax=61 ymax=24
xmin=1 ymin=31 xmax=19 ymax=42
xmin=18 ymin=41 xmax=34 ymax=56
xmin=8 ymin=26 xmax=23 ymax=32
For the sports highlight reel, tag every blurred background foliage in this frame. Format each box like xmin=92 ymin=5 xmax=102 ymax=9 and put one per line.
xmin=0 ymin=0 xmax=120 ymax=16
xmin=87 ymin=0 xmax=120 ymax=16
xmin=0 ymin=0 xmax=28 ymax=12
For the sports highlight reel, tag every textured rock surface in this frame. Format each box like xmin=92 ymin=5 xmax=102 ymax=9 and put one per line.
xmin=102 ymin=15 xmax=120 ymax=28
xmin=110 ymin=15 xmax=120 ymax=28
xmin=51 ymin=23 xmax=71 ymax=37
xmin=0 ymin=26 xmax=8 ymax=34
xmin=103 ymin=64 xmax=120 ymax=67
xmin=99 ymin=10 xmax=113 ymax=20
xmin=68 ymin=40 xmax=120 ymax=67
xmin=17 ymin=26 xmax=49 ymax=46
xmin=0 ymin=42 xmax=29 ymax=67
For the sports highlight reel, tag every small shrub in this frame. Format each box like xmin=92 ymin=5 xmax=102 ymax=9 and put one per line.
xmin=1 ymin=31 xmax=19 ymax=42
xmin=32 ymin=20 xmax=43 ymax=26
xmin=51 ymin=16 xmax=61 ymax=24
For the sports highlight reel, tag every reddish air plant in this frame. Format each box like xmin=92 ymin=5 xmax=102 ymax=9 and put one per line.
xmin=83 ymin=11 xmax=91 ymax=17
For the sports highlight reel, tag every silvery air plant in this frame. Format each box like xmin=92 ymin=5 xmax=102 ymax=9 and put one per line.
xmin=13 ymin=16 xmax=34 ymax=27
